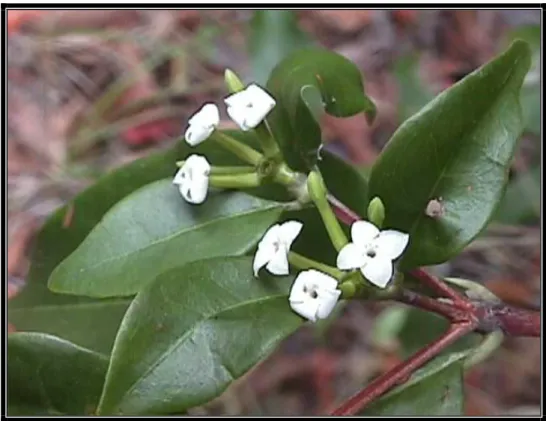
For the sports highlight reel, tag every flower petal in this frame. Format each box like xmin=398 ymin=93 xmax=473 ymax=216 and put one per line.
xmin=224 ymin=89 xmax=249 ymax=108
xmin=308 ymin=269 xmax=339 ymax=291
xmin=172 ymin=167 xmax=186 ymax=185
xmin=226 ymin=104 xmax=251 ymax=131
xmin=361 ymin=257 xmax=393 ymax=289
xmin=180 ymin=175 xmax=209 ymax=205
xmin=266 ymin=249 xmax=289 ymax=275
xmin=351 ymin=220 xmax=380 ymax=246
xmin=199 ymin=103 xmax=220 ymax=126
xmin=278 ymin=220 xmax=303 ymax=247
xmin=289 ymin=300 xmax=319 ymax=322
xmin=316 ymin=289 xmax=341 ymax=319
xmin=375 ymin=230 xmax=410 ymax=260
xmin=185 ymin=124 xmax=214 ymax=146
xmin=336 ymin=243 xmax=366 ymax=270
xmin=245 ymin=84 xmax=276 ymax=110
xmin=259 ymin=224 xmax=281 ymax=249
xmin=253 ymin=246 xmax=273 ymax=277
xmin=185 ymin=155 xmax=211 ymax=176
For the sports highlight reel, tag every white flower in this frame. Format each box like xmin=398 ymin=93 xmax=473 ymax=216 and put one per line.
xmin=172 ymin=155 xmax=211 ymax=204
xmin=253 ymin=221 xmax=303 ymax=276
xmin=224 ymin=84 xmax=276 ymax=131
xmin=184 ymin=103 xmax=220 ymax=146
xmin=289 ymin=270 xmax=341 ymax=322
xmin=336 ymin=221 xmax=409 ymax=289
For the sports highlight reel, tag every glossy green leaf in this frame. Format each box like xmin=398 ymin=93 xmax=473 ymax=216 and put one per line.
xmin=266 ymin=49 xmax=376 ymax=171
xmin=506 ymin=26 xmax=541 ymax=135
xmin=7 ymin=333 xmax=108 ymax=415
xmin=369 ymin=40 xmax=531 ymax=269
xmin=97 ymin=256 xmax=303 ymax=415
xmin=27 ymin=129 xmax=281 ymax=291
xmin=49 ymin=181 xmax=284 ymax=298
xmin=8 ymin=297 xmax=130 ymax=355
xmin=494 ymin=166 xmax=540 ymax=224
xmin=362 ymin=352 xmax=468 ymax=416
xmin=249 ymin=11 xmax=312 ymax=84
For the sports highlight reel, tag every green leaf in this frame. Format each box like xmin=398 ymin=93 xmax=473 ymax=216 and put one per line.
xmin=7 ymin=332 xmax=108 ymax=415
xmin=266 ymin=49 xmax=376 ymax=172
xmin=249 ymin=11 xmax=313 ymax=85
xmin=27 ymin=130 xmax=278 ymax=291
xmin=8 ymin=297 xmax=130 ymax=355
xmin=369 ymin=40 xmax=532 ymax=269
xmin=505 ymin=25 xmax=541 ymax=135
xmin=49 ymin=181 xmax=284 ymax=298
xmin=362 ymin=352 xmax=468 ymax=416
xmin=97 ymin=256 xmax=303 ymax=415
xmin=494 ymin=166 xmax=540 ymax=224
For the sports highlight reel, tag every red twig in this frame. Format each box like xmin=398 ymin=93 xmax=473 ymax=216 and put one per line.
xmin=408 ymin=268 xmax=471 ymax=310
xmin=326 ymin=194 xmax=541 ymax=414
xmin=330 ymin=322 xmax=476 ymax=415
xmin=473 ymin=301 xmax=541 ymax=337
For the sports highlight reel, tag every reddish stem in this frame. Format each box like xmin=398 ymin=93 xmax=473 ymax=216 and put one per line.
xmin=326 ymin=194 xmax=541 ymax=414
xmin=408 ymin=268 xmax=471 ymax=310
xmin=330 ymin=322 xmax=476 ymax=415
xmin=473 ymin=301 xmax=541 ymax=337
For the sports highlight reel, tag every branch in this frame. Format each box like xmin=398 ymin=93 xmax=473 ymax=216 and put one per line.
xmin=330 ymin=322 xmax=476 ymax=415
xmin=472 ymin=300 xmax=541 ymax=337
xmin=326 ymin=193 xmax=541 ymax=414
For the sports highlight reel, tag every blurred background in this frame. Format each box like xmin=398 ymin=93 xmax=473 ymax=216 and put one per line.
xmin=7 ymin=9 xmax=541 ymax=416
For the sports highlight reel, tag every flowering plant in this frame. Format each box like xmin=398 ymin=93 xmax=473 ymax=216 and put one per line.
xmin=8 ymin=41 xmax=539 ymax=416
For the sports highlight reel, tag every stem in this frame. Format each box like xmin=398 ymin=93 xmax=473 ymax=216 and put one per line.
xmin=176 ymin=162 xmax=255 ymax=175
xmin=288 ymin=252 xmax=344 ymax=280
xmin=211 ymin=131 xmax=263 ymax=165
xmin=308 ymin=173 xmax=348 ymax=251
xmin=209 ymin=173 xmax=261 ymax=189
xmin=409 ymin=268 xmax=471 ymax=310
xmin=330 ymin=322 xmax=476 ymax=415
xmin=327 ymin=193 xmax=361 ymax=224
xmin=274 ymin=162 xmax=299 ymax=186
xmin=472 ymin=301 xmax=541 ymax=337
xmin=396 ymin=289 xmax=468 ymax=322
xmin=253 ymin=121 xmax=281 ymax=158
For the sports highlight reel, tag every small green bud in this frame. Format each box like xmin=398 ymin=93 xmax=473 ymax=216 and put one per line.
xmin=339 ymin=280 xmax=356 ymax=299
xmin=367 ymin=196 xmax=385 ymax=228
xmin=224 ymin=69 xmax=246 ymax=94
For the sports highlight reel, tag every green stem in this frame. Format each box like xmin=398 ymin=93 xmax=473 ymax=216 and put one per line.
xmin=274 ymin=162 xmax=299 ymax=186
xmin=253 ymin=121 xmax=281 ymax=158
xmin=176 ymin=161 xmax=256 ymax=175
xmin=211 ymin=131 xmax=263 ymax=165
xmin=307 ymin=172 xmax=349 ymax=251
xmin=288 ymin=252 xmax=344 ymax=281
xmin=209 ymin=173 xmax=261 ymax=189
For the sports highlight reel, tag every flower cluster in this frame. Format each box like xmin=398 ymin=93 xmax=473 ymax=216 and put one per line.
xmin=254 ymin=220 xmax=409 ymax=322
xmin=171 ymin=78 xmax=410 ymax=323
xmin=174 ymin=84 xmax=276 ymax=205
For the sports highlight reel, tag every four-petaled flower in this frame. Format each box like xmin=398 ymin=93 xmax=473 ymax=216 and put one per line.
xmin=224 ymin=84 xmax=276 ymax=131
xmin=173 ymin=155 xmax=211 ymax=205
xmin=184 ymin=103 xmax=220 ymax=146
xmin=289 ymin=270 xmax=341 ymax=322
xmin=336 ymin=220 xmax=409 ymax=288
xmin=253 ymin=221 xmax=303 ymax=276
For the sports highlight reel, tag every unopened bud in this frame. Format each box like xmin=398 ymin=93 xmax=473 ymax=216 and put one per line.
xmin=224 ymin=69 xmax=246 ymax=94
xmin=367 ymin=196 xmax=385 ymax=228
